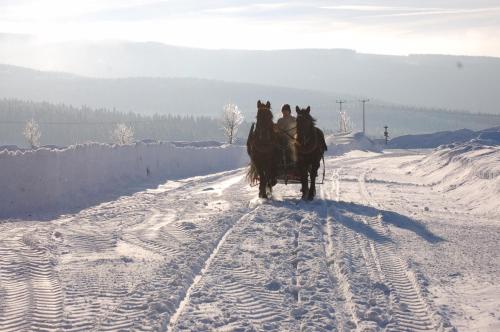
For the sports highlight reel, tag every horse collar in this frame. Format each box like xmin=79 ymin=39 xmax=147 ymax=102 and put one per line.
xmin=298 ymin=128 xmax=318 ymax=155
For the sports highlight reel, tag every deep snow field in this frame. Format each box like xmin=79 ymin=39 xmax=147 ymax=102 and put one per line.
xmin=0 ymin=140 xmax=499 ymax=331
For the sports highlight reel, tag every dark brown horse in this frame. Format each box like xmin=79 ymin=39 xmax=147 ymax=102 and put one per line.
xmin=295 ymin=106 xmax=327 ymax=200
xmin=246 ymin=100 xmax=282 ymax=198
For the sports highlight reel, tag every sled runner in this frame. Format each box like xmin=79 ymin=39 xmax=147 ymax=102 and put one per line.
xmin=275 ymin=155 xmax=326 ymax=185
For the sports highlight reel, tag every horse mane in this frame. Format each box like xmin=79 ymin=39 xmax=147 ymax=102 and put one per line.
xmin=297 ymin=112 xmax=316 ymax=126
xmin=246 ymin=102 xmax=276 ymax=185
xmin=256 ymin=107 xmax=274 ymax=127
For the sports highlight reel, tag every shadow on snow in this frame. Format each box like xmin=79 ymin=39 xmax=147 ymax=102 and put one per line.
xmin=274 ymin=198 xmax=444 ymax=244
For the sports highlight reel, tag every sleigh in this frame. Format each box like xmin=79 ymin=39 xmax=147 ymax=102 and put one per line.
xmin=276 ymin=155 xmax=325 ymax=185
xmin=249 ymin=148 xmax=325 ymax=186
xmin=276 ymin=158 xmax=301 ymax=184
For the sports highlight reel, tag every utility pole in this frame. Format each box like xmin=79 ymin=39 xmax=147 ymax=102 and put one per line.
xmin=360 ymin=99 xmax=369 ymax=135
xmin=336 ymin=100 xmax=347 ymax=134
xmin=336 ymin=100 xmax=346 ymax=112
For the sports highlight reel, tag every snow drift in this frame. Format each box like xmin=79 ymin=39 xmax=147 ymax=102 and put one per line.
xmin=0 ymin=142 xmax=248 ymax=217
xmin=388 ymin=126 xmax=500 ymax=149
xmin=325 ymin=132 xmax=382 ymax=156
xmin=406 ymin=139 xmax=500 ymax=216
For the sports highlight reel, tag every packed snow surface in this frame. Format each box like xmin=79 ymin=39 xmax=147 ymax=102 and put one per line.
xmin=0 ymin=139 xmax=498 ymax=331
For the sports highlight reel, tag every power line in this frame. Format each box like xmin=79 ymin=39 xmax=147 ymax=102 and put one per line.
xmin=359 ymin=99 xmax=370 ymax=134
xmin=0 ymin=118 xmax=216 ymax=125
xmin=336 ymin=100 xmax=346 ymax=112
xmin=0 ymin=120 xmax=119 ymax=125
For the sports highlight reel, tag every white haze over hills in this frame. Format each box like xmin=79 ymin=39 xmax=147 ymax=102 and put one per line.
xmin=2 ymin=64 xmax=500 ymax=140
xmin=1 ymin=35 xmax=500 ymax=114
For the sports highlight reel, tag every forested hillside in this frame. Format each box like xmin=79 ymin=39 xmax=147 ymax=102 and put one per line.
xmin=0 ymin=99 xmax=234 ymax=147
xmin=2 ymin=65 xmax=500 ymax=138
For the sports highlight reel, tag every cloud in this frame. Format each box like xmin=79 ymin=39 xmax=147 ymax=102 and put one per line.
xmin=0 ymin=0 xmax=499 ymax=56
xmin=367 ymin=6 xmax=500 ymax=18
xmin=0 ymin=0 xmax=165 ymax=21
xmin=203 ymin=2 xmax=291 ymax=14
xmin=320 ymin=5 xmax=443 ymax=12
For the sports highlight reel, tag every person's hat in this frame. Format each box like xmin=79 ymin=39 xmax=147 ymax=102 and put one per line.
xmin=281 ymin=104 xmax=291 ymax=113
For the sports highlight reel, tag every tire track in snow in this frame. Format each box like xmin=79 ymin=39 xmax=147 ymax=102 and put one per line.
xmin=323 ymin=166 xmax=437 ymax=330
xmin=167 ymin=206 xmax=265 ymax=331
xmin=320 ymin=169 xmax=357 ymax=331
xmin=293 ymin=205 xmax=338 ymax=331
xmin=57 ymin=223 xmax=126 ymax=331
xmin=54 ymin=171 xmax=252 ymax=331
xmin=0 ymin=227 xmax=63 ymax=331
xmin=359 ymin=170 xmax=443 ymax=331
xmin=94 ymin=174 xmax=253 ymax=331
xmin=170 ymin=201 xmax=315 ymax=331
xmin=324 ymin=168 xmax=386 ymax=330
xmin=120 ymin=209 xmax=181 ymax=257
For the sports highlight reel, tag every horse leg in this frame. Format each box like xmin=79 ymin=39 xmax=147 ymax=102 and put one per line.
xmin=267 ymin=181 xmax=273 ymax=197
xmin=307 ymin=160 xmax=320 ymax=200
xmin=299 ymin=166 xmax=309 ymax=200
xmin=259 ymin=169 xmax=267 ymax=198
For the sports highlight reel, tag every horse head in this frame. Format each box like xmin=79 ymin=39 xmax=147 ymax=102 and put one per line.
xmin=257 ymin=100 xmax=272 ymax=120
xmin=295 ymin=106 xmax=316 ymax=146
xmin=255 ymin=100 xmax=274 ymax=139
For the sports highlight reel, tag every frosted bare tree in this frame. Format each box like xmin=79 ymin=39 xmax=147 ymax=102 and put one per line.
xmin=338 ymin=111 xmax=353 ymax=135
xmin=111 ymin=123 xmax=134 ymax=145
xmin=221 ymin=103 xmax=243 ymax=144
xmin=23 ymin=118 xmax=41 ymax=148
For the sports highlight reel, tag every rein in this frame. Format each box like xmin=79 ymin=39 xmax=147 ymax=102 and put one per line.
xmin=296 ymin=127 xmax=319 ymax=155
xmin=278 ymin=126 xmax=297 ymax=141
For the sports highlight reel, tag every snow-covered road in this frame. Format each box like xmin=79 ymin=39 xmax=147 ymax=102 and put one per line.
xmin=0 ymin=150 xmax=498 ymax=331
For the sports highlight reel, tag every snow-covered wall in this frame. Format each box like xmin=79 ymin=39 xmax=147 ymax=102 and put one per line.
xmin=0 ymin=142 xmax=248 ymax=217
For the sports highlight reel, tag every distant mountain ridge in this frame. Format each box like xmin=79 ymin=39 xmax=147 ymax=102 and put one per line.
xmin=1 ymin=38 xmax=499 ymax=114
xmin=2 ymin=64 xmax=500 ymax=137
xmin=0 ymin=63 xmax=340 ymax=119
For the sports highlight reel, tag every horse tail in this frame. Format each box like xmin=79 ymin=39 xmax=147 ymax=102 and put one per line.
xmin=318 ymin=128 xmax=327 ymax=152
xmin=246 ymin=161 xmax=259 ymax=185
xmin=247 ymin=123 xmax=255 ymax=155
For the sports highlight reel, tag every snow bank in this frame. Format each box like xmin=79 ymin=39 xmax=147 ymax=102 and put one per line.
xmin=388 ymin=126 xmax=500 ymax=149
xmin=170 ymin=141 xmax=224 ymax=148
xmin=325 ymin=132 xmax=382 ymax=156
xmin=0 ymin=142 xmax=248 ymax=217
xmin=407 ymin=140 xmax=500 ymax=216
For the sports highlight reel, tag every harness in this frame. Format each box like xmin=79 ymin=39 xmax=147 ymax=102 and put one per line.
xmin=278 ymin=126 xmax=297 ymax=141
xmin=248 ymin=122 xmax=279 ymax=154
xmin=297 ymin=127 xmax=320 ymax=155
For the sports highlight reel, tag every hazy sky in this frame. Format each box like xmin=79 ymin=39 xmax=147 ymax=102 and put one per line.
xmin=1 ymin=0 xmax=500 ymax=56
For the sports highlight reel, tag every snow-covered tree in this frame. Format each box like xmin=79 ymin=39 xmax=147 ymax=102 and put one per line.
xmin=111 ymin=123 xmax=134 ymax=145
xmin=221 ymin=103 xmax=243 ymax=144
xmin=23 ymin=118 xmax=41 ymax=148
xmin=338 ymin=111 xmax=353 ymax=134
